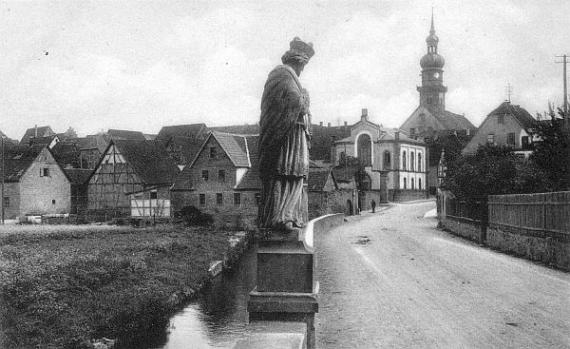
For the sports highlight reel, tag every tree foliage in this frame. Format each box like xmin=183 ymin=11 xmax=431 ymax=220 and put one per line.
xmin=443 ymin=144 xmax=549 ymax=200
xmin=530 ymin=107 xmax=570 ymax=191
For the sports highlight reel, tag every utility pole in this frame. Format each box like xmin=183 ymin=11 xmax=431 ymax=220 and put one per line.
xmin=555 ymin=54 xmax=570 ymax=189
xmin=1 ymin=135 xmax=5 ymax=224
xmin=555 ymin=54 xmax=569 ymax=126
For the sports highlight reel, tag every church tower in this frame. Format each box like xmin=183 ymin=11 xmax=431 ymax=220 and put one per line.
xmin=417 ymin=12 xmax=447 ymax=113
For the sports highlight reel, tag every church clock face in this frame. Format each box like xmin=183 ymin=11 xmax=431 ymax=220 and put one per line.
xmin=433 ymin=72 xmax=440 ymax=79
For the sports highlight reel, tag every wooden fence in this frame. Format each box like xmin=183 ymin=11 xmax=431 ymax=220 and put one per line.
xmin=488 ymin=191 xmax=570 ymax=234
xmin=445 ymin=196 xmax=487 ymax=224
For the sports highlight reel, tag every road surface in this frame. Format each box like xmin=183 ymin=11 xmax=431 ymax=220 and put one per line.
xmin=315 ymin=201 xmax=570 ymax=348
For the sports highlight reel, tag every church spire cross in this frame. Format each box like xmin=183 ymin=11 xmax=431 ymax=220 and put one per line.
xmin=430 ymin=8 xmax=435 ymax=35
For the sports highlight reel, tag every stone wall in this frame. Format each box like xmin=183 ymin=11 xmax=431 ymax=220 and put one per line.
xmin=487 ymin=224 xmax=570 ymax=271
xmin=308 ymin=190 xmax=354 ymax=219
xmin=440 ymin=216 xmax=485 ymax=244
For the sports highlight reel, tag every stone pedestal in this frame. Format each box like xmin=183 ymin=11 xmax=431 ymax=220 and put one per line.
xmin=248 ymin=229 xmax=319 ymax=349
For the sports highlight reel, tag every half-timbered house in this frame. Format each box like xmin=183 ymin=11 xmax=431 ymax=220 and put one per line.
xmin=86 ymin=140 xmax=179 ymax=220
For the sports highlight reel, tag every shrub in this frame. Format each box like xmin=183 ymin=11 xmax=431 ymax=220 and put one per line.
xmin=176 ymin=206 xmax=213 ymax=226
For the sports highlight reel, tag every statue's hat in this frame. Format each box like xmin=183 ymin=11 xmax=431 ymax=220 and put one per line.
xmin=288 ymin=37 xmax=314 ymax=60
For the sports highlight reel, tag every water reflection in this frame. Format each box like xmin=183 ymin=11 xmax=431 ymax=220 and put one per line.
xmin=155 ymin=246 xmax=257 ymax=349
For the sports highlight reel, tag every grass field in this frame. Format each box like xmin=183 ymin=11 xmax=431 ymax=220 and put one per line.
xmin=0 ymin=224 xmax=236 ymax=349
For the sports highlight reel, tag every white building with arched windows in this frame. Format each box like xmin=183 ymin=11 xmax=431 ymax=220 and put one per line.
xmin=332 ymin=109 xmax=428 ymax=202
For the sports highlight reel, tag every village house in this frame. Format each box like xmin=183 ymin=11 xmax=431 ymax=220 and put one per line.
xmin=86 ymin=140 xmax=179 ymax=220
xmin=0 ymin=145 xmax=72 ymax=220
xmin=20 ymin=125 xmax=56 ymax=146
xmin=332 ymin=108 xmax=427 ymax=202
xmin=156 ymin=124 xmax=210 ymax=168
xmin=462 ymin=100 xmax=538 ymax=157
xmin=171 ymin=131 xmax=260 ymax=228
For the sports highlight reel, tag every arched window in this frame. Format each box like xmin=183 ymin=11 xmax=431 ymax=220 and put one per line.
xmin=419 ymin=178 xmax=422 ymax=190
xmin=410 ymin=152 xmax=415 ymax=171
xmin=383 ymin=151 xmax=391 ymax=170
xmin=411 ymin=178 xmax=415 ymax=190
xmin=357 ymin=134 xmax=372 ymax=166
xmin=402 ymin=151 xmax=407 ymax=170
xmin=403 ymin=177 xmax=407 ymax=189
xmin=418 ymin=153 xmax=422 ymax=172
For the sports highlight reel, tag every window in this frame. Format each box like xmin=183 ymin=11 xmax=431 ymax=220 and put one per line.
xmin=418 ymin=153 xmax=422 ymax=172
xmin=255 ymin=193 xmax=261 ymax=205
xmin=410 ymin=152 xmax=415 ymax=171
xmin=150 ymin=191 xmax=158 ymax=199
xmin=40 ymin=167 xmax=50 ymax=177
xmin=202 ymin=170 xmax=209 ymax=181
xmin=234 ymin=193 xmax=241 ymax=206
xmin=199 ymin=194 xmax=205 ymax=206
xmin=507 ymin=133 xmax=516 ymax=146
xmin=403 ymin=177 xmax=407 ymax=189
xmin=52 ymin=199 xmax=56 ymax=205
xmin=3 ymin=197 xmax=9 ymax=208
xmin=209 ymin=147 xmax=217 ymax=159
xmin=383 ymin=151 xmax=391 ymax=170
xmin=411 ymin=178 xmax=415 ymax=190
xmin=216 ymin=193 xmax=223 ymax=205
xmin=487 ymin=134 xmax=495 ymax=144
xmin=402 ymin=151 xmax=407 ymax=170
xmin=419 ymin=178 xmax=422 ymax=190
xmin=522 ymin=136 xmax=530 ymax=149
xmin=218 ymin=170 xmax=226 ymax=182
xmin=498 ymin=115 xmax=505 ymax=124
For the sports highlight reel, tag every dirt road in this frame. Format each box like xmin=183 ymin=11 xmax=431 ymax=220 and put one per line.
xmin=315 ymin=201 xmax=570 ymax=348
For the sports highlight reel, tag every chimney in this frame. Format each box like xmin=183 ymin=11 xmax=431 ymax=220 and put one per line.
xmin=344 ymin=121 xmax=348 ymax=127
xmin=34 ymin=125 xmax=38 ymax=138
xmin=361 ymin=108 xmax=368 ymax=121
xmin=328 ymin=122 xmax=331 ymax=127
xmin=319 ymin=121 xmax=323 ymax=126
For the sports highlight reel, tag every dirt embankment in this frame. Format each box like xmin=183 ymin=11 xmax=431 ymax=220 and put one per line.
xmin=0 ymin=224 xmax=248 ymax=349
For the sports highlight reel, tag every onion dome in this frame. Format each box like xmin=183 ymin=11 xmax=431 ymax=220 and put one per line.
xmin=420 ymin=52 xmax=445 ymax=69
xmin=420 ymin=11 xmax=445 ymax=69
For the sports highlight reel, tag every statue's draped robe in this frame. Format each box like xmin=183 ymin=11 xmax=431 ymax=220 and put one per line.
xmin=258 ymin=64 xmax=310 ymax=229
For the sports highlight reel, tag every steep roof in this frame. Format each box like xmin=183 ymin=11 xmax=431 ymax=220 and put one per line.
xmin=20 ymin=126 xmax=55 ymax=145
xmin=432 ymin=110 xmax=476 ymax=130
xmin=234 ymin=135 xmax=260 ymax=190
xmin=210 ymin=124 xmax=259 ymax=135
xmin=165 ymin=136 xmax=205 ymax=165
xmin=65 ymin=168 xmax=93 ymax=185
xmin=111 ymin=140 xmax=180 ymax=185
xmin=207 ymin=132 xmax=251 ymax=168
xmin=107 ymin=129 xmax=146 ymax=141
xmin=487 ymin=101 xmax=537 ymax=130
xmin=0 ymin=145 xmax=46 ymax=182
xmin=307 ymin=168 xmax=336 ymax=191
xmin=156 ymin=123 xmax=209 ymax=142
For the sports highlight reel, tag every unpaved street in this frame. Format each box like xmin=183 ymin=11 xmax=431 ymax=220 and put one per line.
xmin=315 ymin=201 xmax=570 ymax=348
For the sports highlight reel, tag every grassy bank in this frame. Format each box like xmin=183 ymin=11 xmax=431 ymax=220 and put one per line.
xmin=0 ymin=224 xmax=239 ymax=349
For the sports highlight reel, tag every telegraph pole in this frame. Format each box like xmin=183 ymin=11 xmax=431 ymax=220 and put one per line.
xmin=555 ymin=54 xmax=569 ymax=125
xmin=555 ymin=54 xmax=570 ymax=189
xmin=1 ymin=135 xmax=5 ymax=224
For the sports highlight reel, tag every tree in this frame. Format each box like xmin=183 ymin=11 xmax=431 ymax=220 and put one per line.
xmin=443 ymin=144 xmax=548 ymax=200
xmin=530 ymin=107 xmax=570 ymax=191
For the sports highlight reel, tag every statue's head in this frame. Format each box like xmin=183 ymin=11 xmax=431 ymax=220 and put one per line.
xmin=281 ymin=37 xmax=314 ymax=76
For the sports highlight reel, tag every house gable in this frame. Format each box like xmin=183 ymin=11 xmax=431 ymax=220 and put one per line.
xmin=462 ymin=102 xmax=534 ymax=155
xmin=19 ymin=147 xmax=71 ymax=216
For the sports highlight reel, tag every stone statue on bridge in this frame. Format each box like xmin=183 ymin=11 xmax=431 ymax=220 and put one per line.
xmin=258 ymin=37 xmax=314 ymax=235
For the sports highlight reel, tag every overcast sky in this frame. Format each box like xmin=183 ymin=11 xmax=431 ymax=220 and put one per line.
xmin=0 ymin=0 xmax=569 ymax=139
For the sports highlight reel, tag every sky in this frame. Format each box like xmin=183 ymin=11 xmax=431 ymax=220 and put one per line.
xmin=0 ymin=0 xmax=569 ymax=140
